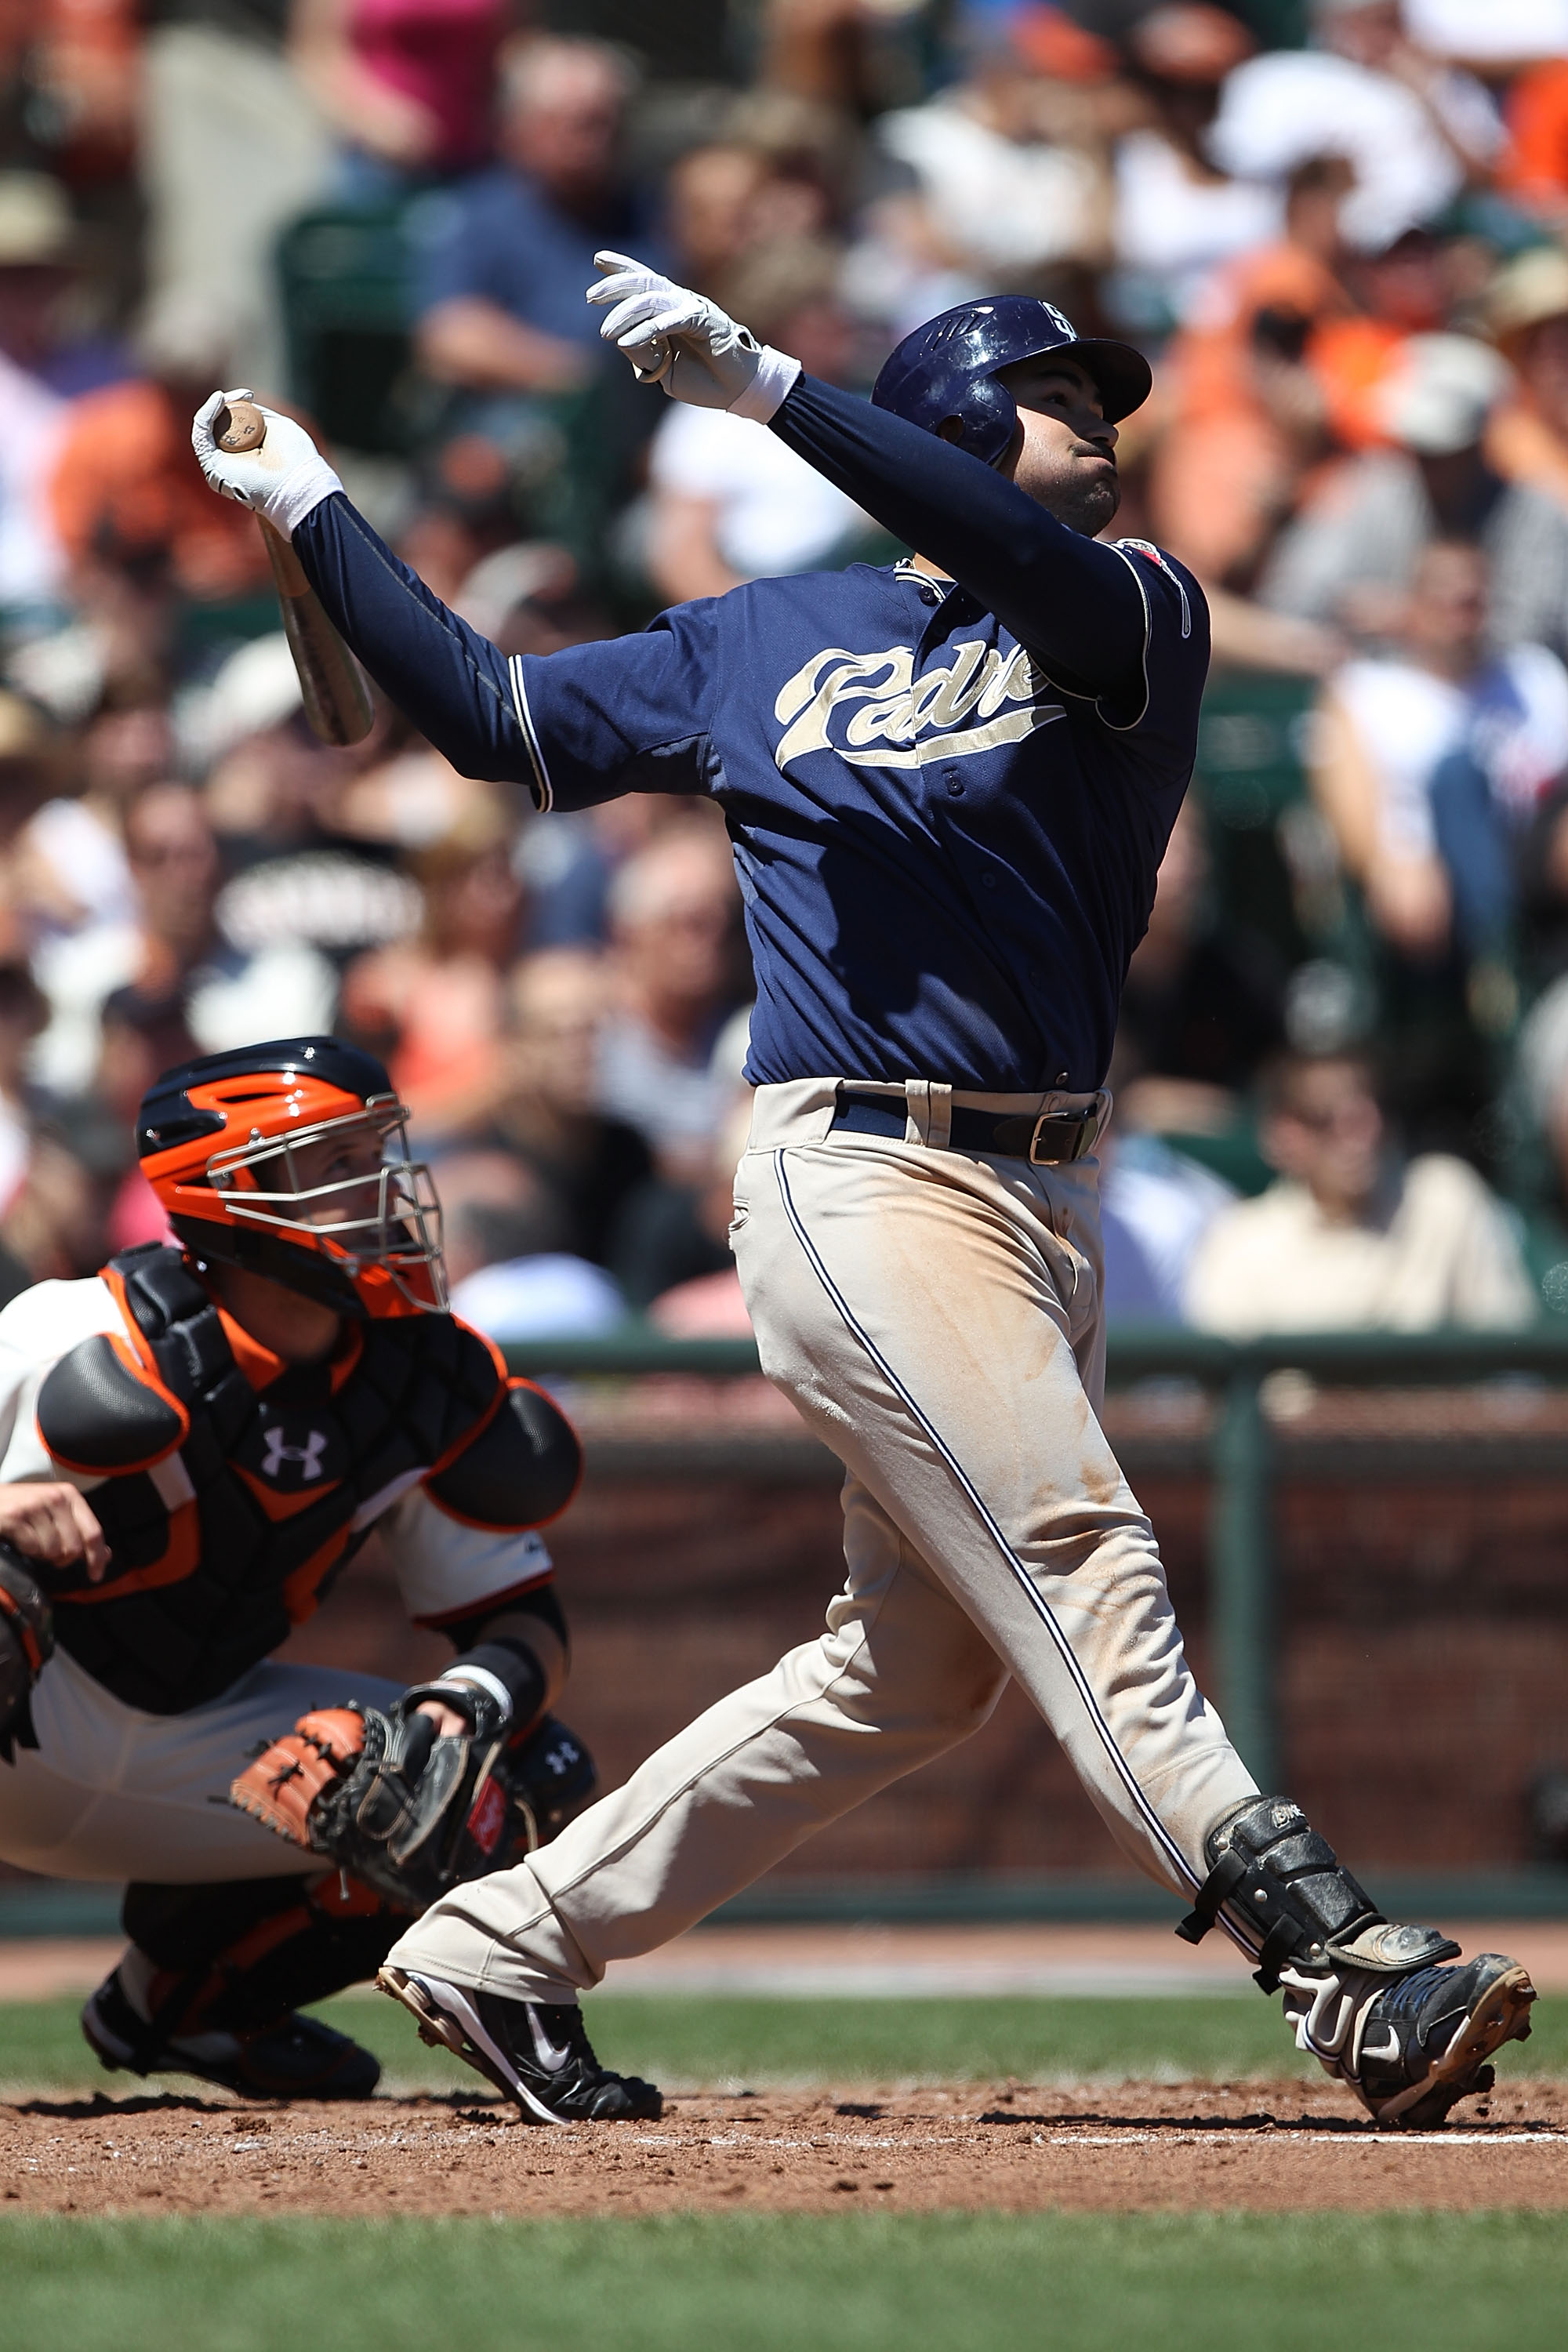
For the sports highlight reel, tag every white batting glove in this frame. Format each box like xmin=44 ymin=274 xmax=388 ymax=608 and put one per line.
xmin=587 ymin=252 xmax=802 ymax=423
xmin=191 ymin=390 xmax=343 ymax=538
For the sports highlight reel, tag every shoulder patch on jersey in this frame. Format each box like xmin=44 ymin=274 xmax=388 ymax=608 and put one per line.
xmin=424 ymin=1380 xmax=582 ymax=1531
xmin=1112 ymin=539 xmax=1191 ymax=637
xmin=38 ymin=1334 xmax=190 ymax=1474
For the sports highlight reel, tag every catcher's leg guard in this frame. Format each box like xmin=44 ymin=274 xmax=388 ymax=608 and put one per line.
xmin=1178 ymin=1796 xmax=1535 ymax=2125
xmin=119 ymin=1870 xmax=410 ymax=2038
xmin=82 ymin=1871 xmax=409 ymax=2097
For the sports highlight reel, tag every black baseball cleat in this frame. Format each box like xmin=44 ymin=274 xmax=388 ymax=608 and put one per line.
xmin=378 ymin=1962 xmax=662 ymax=2125
xmin=1356 ymin=1953 xmax=1537 ymax=2128
xmin=82 ymin=1966 xmax=381 ymax=2100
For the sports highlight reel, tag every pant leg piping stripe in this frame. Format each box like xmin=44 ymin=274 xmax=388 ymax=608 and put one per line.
xmin=771 ymin=1149 xmax=1206 ymax=1904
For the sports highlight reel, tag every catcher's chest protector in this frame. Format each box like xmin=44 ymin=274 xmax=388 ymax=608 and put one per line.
xmin=36 ymin=1244 xmax=507 ymax=1714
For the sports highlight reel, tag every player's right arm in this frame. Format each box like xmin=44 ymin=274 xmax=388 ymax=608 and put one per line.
xmin=297 ymin=488 xmax=719 ymax=811
xmin=191 ymin=395 xmax=715 ymax=811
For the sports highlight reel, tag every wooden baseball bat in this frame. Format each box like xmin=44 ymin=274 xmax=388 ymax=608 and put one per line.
xmin=214 ymin=399 xmax=375 ymax=748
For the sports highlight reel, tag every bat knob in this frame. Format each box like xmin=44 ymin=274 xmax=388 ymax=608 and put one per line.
xmin=216 ymin=399 xmax=266 ymax=455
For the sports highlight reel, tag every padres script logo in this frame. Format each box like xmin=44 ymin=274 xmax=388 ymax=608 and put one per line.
xmin=772 ymin=641 xmax=1064 ymax=774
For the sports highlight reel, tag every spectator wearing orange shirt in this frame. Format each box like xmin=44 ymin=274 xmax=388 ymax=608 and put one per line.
xmin=1150 ymin=154 xmax=1354 ymax=585
xmin=48 ymin=293 xmax=271 ymax=607
xmin=1500 ymin=59 xmax=1568 ymax=223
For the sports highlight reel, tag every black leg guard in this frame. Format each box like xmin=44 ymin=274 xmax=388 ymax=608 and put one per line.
xmin=503 ymin=1715 xmax=597 ymax=1853
xmin=1176 ymin=1796 xmax=1460 ymax=1992
xmin=121 ymin=1871 xmax=411 ymax=2052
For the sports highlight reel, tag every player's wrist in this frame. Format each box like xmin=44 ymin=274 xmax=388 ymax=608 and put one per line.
xmin=729 ymin=346 xmax=801 ymax=425
xmin=421 ymin=1664 xmax=516 ymax=1726
xmin=263 ymin=455 xmax=344 ymax=540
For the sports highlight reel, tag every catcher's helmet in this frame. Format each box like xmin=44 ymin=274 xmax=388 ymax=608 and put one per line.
xmin=137 ymin=1036 xmax=446 ymax=1316
xmin=871 ymin=296 xmax=1152 ymax=469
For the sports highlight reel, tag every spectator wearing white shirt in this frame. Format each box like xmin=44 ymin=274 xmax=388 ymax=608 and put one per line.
xmin=1208 ymin=0 xmax=1502 ymax=256
xmin=871 ymin=34 xmax=1109 ymax=284
xmin=0 ymin=176 xmax=75 ymax=611
xmin=1312 ymin=539 xmax=1568 ymax=962
xmin=644 ymin=240 xmax=869 ymax=606
xmin=1402 ymin=0 xmax=1568 ymax=69
xmin=11 ymin=695 xmax=172 ymax=957
xmin=1187 ymin=1049 xmax=1534 ymax=1334
xmin=1112 ymin=6 xmax=1283 ymax=327
xmin=31 ymin=782 xmax=337 ymax=1101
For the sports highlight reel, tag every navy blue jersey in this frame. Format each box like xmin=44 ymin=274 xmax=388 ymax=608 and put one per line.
xmin=295 ymin=376 xmax=1209 ymax=1094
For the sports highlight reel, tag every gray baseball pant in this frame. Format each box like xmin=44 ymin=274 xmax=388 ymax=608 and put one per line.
xmin=0 ymin=1649 xmax=403 ymax=1882
xmin=388 ymin=1077 xmax=1260 ymax=2002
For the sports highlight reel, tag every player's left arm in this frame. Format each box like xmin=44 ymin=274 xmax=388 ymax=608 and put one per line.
xmin=768 ymin=373 xmax=1183 ymax=700
xmin=586 ymin=255 xmax=1200 ymax=704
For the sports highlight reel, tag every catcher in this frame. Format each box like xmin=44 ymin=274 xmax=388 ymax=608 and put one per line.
xmin=0 ymin=1034 xmax=601 ymax=2101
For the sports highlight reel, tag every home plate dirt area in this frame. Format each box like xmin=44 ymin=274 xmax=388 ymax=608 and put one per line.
xmin=2 ymin=2078 xmax=1567 ymax=2217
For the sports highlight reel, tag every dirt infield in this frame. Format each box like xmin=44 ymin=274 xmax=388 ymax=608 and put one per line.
xmin=2 ymin=2078 xmax=1566 ymax=2216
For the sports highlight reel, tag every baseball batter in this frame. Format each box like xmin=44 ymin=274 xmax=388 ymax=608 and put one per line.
xmin=191 ymin=264 xmax=1535 ymax=2129
xmin=0 ymin=1036 xmax=603 ymax=2101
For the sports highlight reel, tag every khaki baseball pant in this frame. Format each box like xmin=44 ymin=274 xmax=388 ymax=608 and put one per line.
xmin=0 ymin=1649 xmax=403 ymax=1883
xmin=390 ymin=1078 xmax=1261 ymax=2003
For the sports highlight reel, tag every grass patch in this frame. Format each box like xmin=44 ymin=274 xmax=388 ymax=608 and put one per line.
xmin=0 ymin=1988 xmax=1560 ymax=2098
xmin=582 ymin=1991 xmax=1323 ymax=2089
xmin=0 ymin=2211 xmax=1563 ymax=2352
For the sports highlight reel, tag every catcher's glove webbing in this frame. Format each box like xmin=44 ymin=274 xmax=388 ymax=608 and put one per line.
xmin=0 ymin=1541 xmax=55 ymax=1766
xmin=230 ymin=1694 xmax=595 ymax=1908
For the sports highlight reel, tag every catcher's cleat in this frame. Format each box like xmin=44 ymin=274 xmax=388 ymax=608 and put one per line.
xmin=82 ymin=1966 xmax=381 ymax=2100
xmin=1355 ymin=1953 xmax=1537 ymax=2129
xmin=377 ymin=1962 xmax=662 ymax=2125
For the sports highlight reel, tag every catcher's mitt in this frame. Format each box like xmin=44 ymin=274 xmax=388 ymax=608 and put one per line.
xmin=230 ymin=1693 xmax=595 ymax=1908
xmin=0 ymin=1542 xmax=54 ymax=1766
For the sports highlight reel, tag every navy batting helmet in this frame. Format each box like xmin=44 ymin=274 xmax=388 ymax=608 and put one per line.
xmin=871 ymin=296 xmax=1152 ymax=469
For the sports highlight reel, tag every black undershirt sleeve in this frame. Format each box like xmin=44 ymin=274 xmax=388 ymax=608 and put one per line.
xmin=439 ymin=1581 xmax=568 ymax=1660
xmin=768 ymin=373 xmax=1149 ymax=695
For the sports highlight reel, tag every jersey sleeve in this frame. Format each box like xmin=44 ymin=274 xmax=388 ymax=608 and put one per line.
xmin=374 ymin=1483 xmax=556 ymax=1629
xmin=767 ymin=373 xmax=1155 ymax=696
xmin=292 ymin=495 xmax=717 ymax=815
xmin=509 ymin=600 xmax=721 ymax=813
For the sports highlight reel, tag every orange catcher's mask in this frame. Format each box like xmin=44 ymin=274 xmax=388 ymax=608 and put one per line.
xmin=136 ymin=1037 xmax=447 ymax=1316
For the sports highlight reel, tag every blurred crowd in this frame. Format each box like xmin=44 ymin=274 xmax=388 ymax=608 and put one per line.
xmin=9 ymin=0 xmax=1568 ymax=1337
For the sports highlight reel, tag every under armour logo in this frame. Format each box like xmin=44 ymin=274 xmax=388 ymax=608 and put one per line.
xmin=260 ymin=1427 xmax=328 ymax=1483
